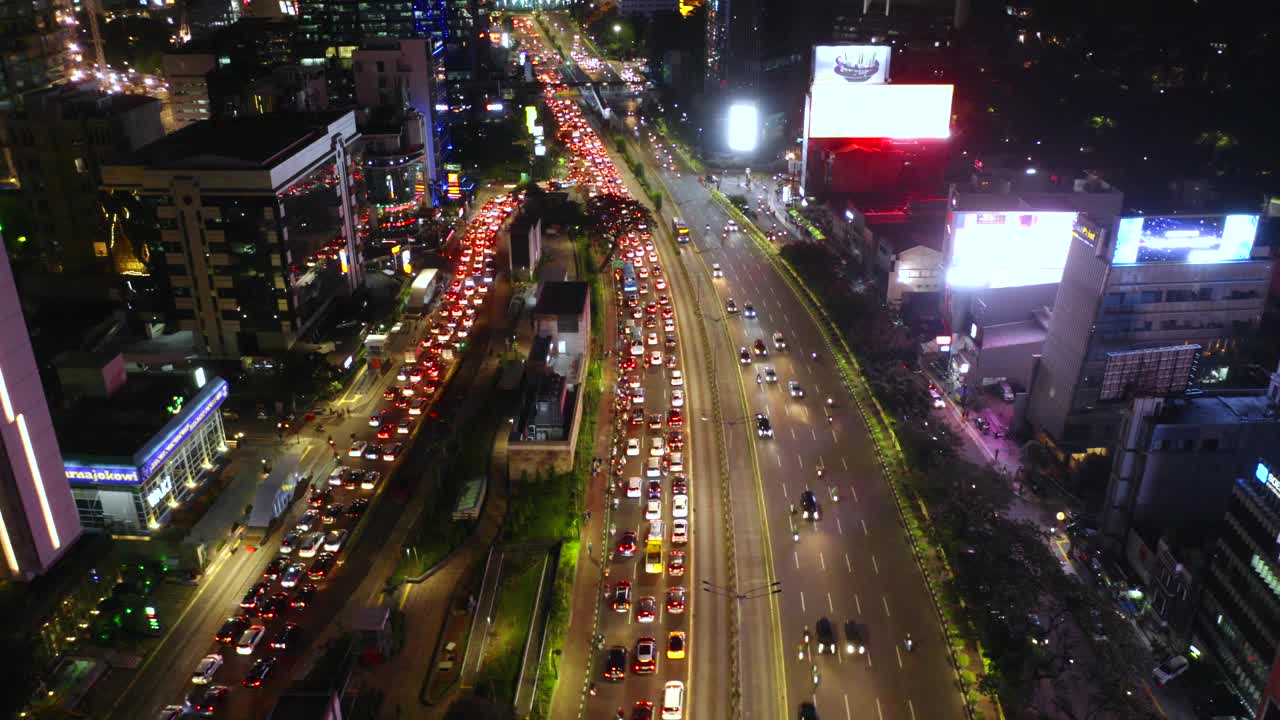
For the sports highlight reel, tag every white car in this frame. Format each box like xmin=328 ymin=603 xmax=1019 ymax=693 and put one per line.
xmin=632 ymin=387 xmax=645 ymax=405
xmin=297 ymin=531 xmax=325 ymax=558
xmin=645 ymin=499 xmax=662 ymax=520
xmin=1152 ymin=656 xmax=1189 ymax=686
xmin=191 ymin=653 xmax=223 ymax=684
xmin=650 ymin=437 xmax=667 ymax=457
xmin=671 ymin=389 xmax=685 ymax=407
xmin=670 ymin=370 xmax=683 ymax=387
xmin=627 ymin=477 xmax=643 ymax=498
xmin=327 ymin=466 xmax=348 ymax=486
xmin=667 ymin=453 xmax=684 ymax=474
xmin=672 ymin=494 xmax=689 ymax=518
xmin=647 ymin=332 xmax=659 ymax=346
xmin=711 ymin=263 xmax=723 ymax=278
xmin=626 ymin=438 xmax=641 ymax=456
xmin=645 ymin=457 xmax=663 ymax=478
xmin=662 ymin=680 xmax=686 ymax=719
xmin=348 ymin=440 xmax=367 ymax=458
xmin=323 ymin=529 xmax=349 ymax=553
xmin=296 ymin=510 xmax=320 ymax=533
xmin=631 ymin=341 xmax=645 ymax=356
xmin=672 ymin=518 xmax=688 ymax=544
xmin=280 ymin=563 xmax=305 ymax=588
xmin=649 ymin=350 xmax=663 ymax=366
xmin=236 ymin=625 xmax=266 ymax=655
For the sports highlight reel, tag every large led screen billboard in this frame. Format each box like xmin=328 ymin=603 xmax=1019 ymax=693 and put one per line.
xmin=807 ymin=84 xmax=952 ymax=139
xmin=1113 ymin=214 xmax=1259 ymax=265
xmin=813 ymin=45 xmax=891 ymax=85
xmin=946 ymin=211 xmax=1078 ymax=289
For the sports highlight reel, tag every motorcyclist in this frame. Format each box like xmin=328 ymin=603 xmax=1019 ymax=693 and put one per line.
xmin=756 ymin=373 xmax=762 ymax=384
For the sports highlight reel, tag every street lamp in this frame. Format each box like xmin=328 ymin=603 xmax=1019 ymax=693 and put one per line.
xmin=613 ymin=24 xmax=621 ymax=33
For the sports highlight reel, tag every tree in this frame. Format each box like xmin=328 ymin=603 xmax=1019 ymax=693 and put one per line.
xmin=444 ymin=693 xmax=515 ymax=720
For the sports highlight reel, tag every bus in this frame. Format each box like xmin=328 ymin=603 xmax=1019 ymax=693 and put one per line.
xmin=618 ymin=262 xmax=638 ymax=293
xmin=672 ymin=217 xmax=690 ymax=243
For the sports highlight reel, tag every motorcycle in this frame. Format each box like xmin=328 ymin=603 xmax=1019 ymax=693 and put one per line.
xmin=904 ymin=634 xmax=913 ymax=652
xmin=756 ymin=374 xmax=762 ymax=385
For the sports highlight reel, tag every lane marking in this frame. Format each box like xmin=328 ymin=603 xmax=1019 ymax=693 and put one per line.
xmin=845 ymin=554 xmax=852 ymax=574
xmin=861 ymin=519 xmax=869 ymax=536
xmin=835 ymin=518 xmax=843 ymax=535
xmin=827 ymin=592 xmax=834 ymax=613
xmin=882 ymin=595 xmax=892 ymax=617
xmin=876 ymin=697 xmax=884 ymax=720
xmin=841 ymin=457 xmax=848 ymax=471
xmin=909 ymin=699 xmax=917 ymax=720
xmin=850 ymin=486 xmax=858 ymax=503
xmin=818 ymin=552 xmax=826 ymax=572
xmin=844 ymin=694 xmax=852 ymax=720
xmin=796 ymin=454 xmax=803 ymax=468
xmin=872 ymin=555 xmax=880 ymax=574
xmin=794 ymin=551 xmax=800 ymax=570
xmin=854 ymin=593 xmax=861 ymax=615
xmin=800 ymin=591 xmax=806 ymax=612
xmin=895 ymin=645 xmax=903 ymax=668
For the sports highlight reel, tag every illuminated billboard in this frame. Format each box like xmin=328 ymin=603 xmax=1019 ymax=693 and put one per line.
xmin=727 ymin=103 xmax=759 ymax=152
xmin=807 ymin=84 xmax=952 ymax=139
xmin=1099 ymin=345 xmax=1200 ymax=401
xmin=1113 ymin=214 xmax=1259 ymax=265
xmin=813 ymin=45 xmax=891 ymax=85
xmin=946 ymin=211 xmax=1078 ymax=289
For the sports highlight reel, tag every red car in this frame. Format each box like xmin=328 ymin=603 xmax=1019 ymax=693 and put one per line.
xmin=667 ymin=550 xmax=686 ymax=577
xmin=377 ymin=423 xmax=395 ymax=440
xmin=667 ymin=430 xmax=685 ymax=451
xmin=666 ymin=586 xmax=687 ymax=613
xmin=667 ymin=409 xmax=683 ymax=427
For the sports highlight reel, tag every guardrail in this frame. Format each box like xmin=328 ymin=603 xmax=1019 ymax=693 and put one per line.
xmin=707 ymin=188 xmax=986 ymax=719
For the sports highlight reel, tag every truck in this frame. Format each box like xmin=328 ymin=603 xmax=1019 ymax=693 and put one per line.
xmin=406 ymin=268 xmax=440 ymax=317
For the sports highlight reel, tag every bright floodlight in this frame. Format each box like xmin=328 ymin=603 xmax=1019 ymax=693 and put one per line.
xmin=727 ymin=103 xmax=759 ymax=153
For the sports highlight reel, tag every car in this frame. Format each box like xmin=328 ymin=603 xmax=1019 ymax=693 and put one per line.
xmin=363 ymin=444 xmax=382 ymax=460
xmin=327 ymin=466 xmax=349 ymax=486
xmin=800 ymin=490 xmax=820 ymax=520
xmin=280 ymin=563 xmax=305 ymax=588
xmin=634 ymin=636 xmax=658 ymax=674
xmin=647 ymin=413 xmax=663 ymax=430
xmin=647 ymin=331 xmax=659 ymax=346
xmin=240 ymin=581 xmax=270 ymax=609
xmin=743 ymin=303 xmax=757 ymax=318
xmin=671 ymin=389 xmax=685 ymax=407
xmin=753 ymin=339 xmax=768 ymax=356
xmin=647 ymin=479 xmax=663 ymax=500
xmin=626 ymin=477 xmax=642 ymax=498
xmin=672 ymin=494 xmax=689 ymax=518
xmin=666 ymin=586 xmax=687 ymax=613
xmin=236 ymin=624 xmax=266 ymax=655
xmin=632 ymin=701 xmax=655 ymax=720
xmin=844 ymin=620 xmax=866 ymax=654
xmin=726 ymin=299 xmax=739 ymax=314
xmin=667 ymin=409 xmax=683 ymax=427
xmin=636 ymin=595 xmax=657 ymax=622
xmin=321 ymin=504 xmax=343 ymax=524
xmin=645 ymin=499 xmax=662 ymax=520
xmin=667 ymin=430 xmax=685 ymax=451
xmin=269 ymin=621 xmax=300 ymax=650
xmin=650 ymin=437 xmax=667 ymax=457
xmin=298 ymin=531 xmax=324 ymax=558
xmin=214 ymin=615 xmax=249 ymax=644
xmin=289 ymin=584 xmax=316 ymax=609
xmin=617 ymin=531 xmax=638 ymax=557
xmin=1152 ymin=655 xmax=1189 ymax=686
xmin=376 ymin=423 xmax=394 ymax=440
xmin=612 ymin=580 xmax=633 ymax=612
xmin=667 ymin=550 xmax=686 ymax=576
xmin=755 ymin=414 xmax=773 ymax=438
xmin=815 ymin=617 xmax=836 ymax=654
xmin=667 ymin=631 xmax=686 ymax=659
xmin=191 ymin=653 xmax=224 ymax=684
xmin=738 ymin=347 xmax=752 ymax=364
xmin=632 ymin=386 xmax=646 ymax=405
xmin=788 ymin=380 xmax=805 ymax=398
xmin=307 ymin=552 xmax=336 ymax=579
xmin=242 ymin=656 xmax=276 ymax=688
xmin=323 ymin=529 xmax=348 ymax=553
xmin=762 ymin=367 xmax=779 ymax=384
xmin=348 ymin=440 xmax=367 ymax=457
xmin=666 ymin=368 xmax=684 ymax=387
xmin=307 ymin=488 xmax=331 ymax=508
xmin=603 ymin=645 xmax=628 ymax=681
xmin=296 ymin=510 xmax=320 ymax=532
xmin=185 ymin=684 xmax=228 ymax=715
xmin=773 ymin=332 xmax=787 ymax=350
xmin=262 ymin=557 xmax=289 ymax=580
xmin=711 ymin=263 xmax=723 ymax=278
xmin=409 ymin=397 xmax=427 ymax=414
xmin=799 ymin=702 xmax=818 ymax=720
xmin=928 ymin=384 xmax=945 ymax=408
xmin=397 ymin=417 xmax=413 ymax=434
xmin=661 ymin=680 xmax=686 ymax=719
xmin=360 ymin=471 xmax=380 ymax=490
xmin=626 ymin=438 xmax=641 ymax=456
xmin=157 ymin=705 xmax=186 ymax=720
xmin=627 ymin=373 xmax=642 ymax=389
xmin=649 ymin=350 xmax=663 ymax=366
xmin=671 ymin=475 xmax=688 ymax=495
xmin=630 ymin=341 xmax=645 ymax=356
xmin=1027 ymin=613 xmax=1050 ymax=645
xmin=258 ymin=592 xmax=289 ymax=620
xmin=382 ymin=442 xmax=403 ymax=461
xmin=671 ymin=518 xmax=688 ymax=544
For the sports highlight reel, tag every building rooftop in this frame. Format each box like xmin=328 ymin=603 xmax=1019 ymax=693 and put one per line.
xmin=127 ymin=111 xmax=349 ymax=170
xmin=535 ymin=281 xmax=589 ymax=317
xmin=1152 ymin=392 xmax=1276 ymax=427
xmin=55 ymin=373 xmax=203 ymax=462
xmin=952 ymin=188 xmax=1126 ymax=215
xmin=18 ymin=83 xmax=159 ymax=117
xmin=981 ymin=319 xmax=1048 ymax=349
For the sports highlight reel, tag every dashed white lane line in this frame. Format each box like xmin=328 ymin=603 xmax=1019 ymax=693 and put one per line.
xmin=800 ymin=590 xmax=806 ymax=612
xmin=844 ymin=694 xmax=852 ymax=720
xmin=872 ymin=555 xmax=880 ymax=574
xmin=845 ymin=554 xmax=852 ymax=573
xmin=841 ymin=457 xmax=848 ymax=471
xmin=895 ymin=645 xmax=904 ymax=669
xmin=796 ymin=454 xmax=804 ymax=468
xmin=794 ymin=551 xmax=800 ymax=570
xmin=882 ymin=595 xmax=892 ymax=617
xmin=908 ymin=699 xmax=917 ymax=720
xmin=854 ymin=593 xmax=861 ymax=615
xmin=836 ymin=518 xmax=843 ymax=535
xmin=876 ymin=697 xmax=885 ymax=720
xmin=827 ymin=592 xmax=834 ymax=613
xmin=819 ymin=552 xmax=826 ymax=571
xmin=861 ymin=518 xmax=869 ymax=536
xmin=850 ymin=486 xmax=859 ymax=503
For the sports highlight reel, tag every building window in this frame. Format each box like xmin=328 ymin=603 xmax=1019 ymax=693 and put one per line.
xmin=1141 ymin=290 xmax=1163 ymax=304
xmin=74 ymin=157 xmax=87 ymax=174
xmin=1103 ymin=292 xmax=1125 ymax=306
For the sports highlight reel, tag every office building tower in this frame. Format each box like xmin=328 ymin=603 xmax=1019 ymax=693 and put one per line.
xmin=1195 ymin=455 xmax=1280 ymax=711
xmin=0 ymin=233 xmax=82 ymax=580
xmin=0 ymin=83 xmax=164 ymax=273
xmin=101 ymin=111 xmax=363 ymax=357
xmin=354 ymin=38 xmax=442 ymax=197
xmin=1025 ymin=212 xmax=1272 ymax=451
xmin=0 ymin=0 xmax=72 ymax=106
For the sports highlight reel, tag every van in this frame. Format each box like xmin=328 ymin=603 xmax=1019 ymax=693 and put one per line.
xmin=661 ymin=680 xmax=685 ymax=719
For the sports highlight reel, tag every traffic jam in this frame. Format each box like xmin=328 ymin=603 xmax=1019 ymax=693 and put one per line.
xmin=512 ymin=16 xmax=691 ymax=720
xmin=161 ymin=195 xmax=518 ymax=719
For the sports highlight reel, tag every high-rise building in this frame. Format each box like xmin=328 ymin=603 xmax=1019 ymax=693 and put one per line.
xmin=1195 ymin=455 xmax=1280 ymax=711
xmin=353 ymin=38 xmax=443 ymax=200
xmin=0 ymin=0 xmax=73 ymax=106
xmin=1025 ymin=211 xmax=1273 ymax=451
xmin=101 ymin=111 xmax=363 ymax=357
xmin=0 ymin=83 xmax=164 ymax=273
xmin=0 ymin=233 xmax=82 ymax=580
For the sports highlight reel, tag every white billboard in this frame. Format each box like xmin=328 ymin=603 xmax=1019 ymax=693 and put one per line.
xmin=813 ymin=45 xmax=891 ymax=85
xmin=946 ymin=211 xmax=1079 ymax=289
xmin=727 ymin=103 xmax=759 ymax=152
xmin=807 ymin=84 xmax=952 ymax=140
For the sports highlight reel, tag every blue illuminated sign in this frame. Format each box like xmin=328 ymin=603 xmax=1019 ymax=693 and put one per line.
xmin=1257 ymin=461 xmax=1280 ymax=501
xmin=65 ymin=462 xmax=141 ymax=485
xmin=134 ymin=378 xmax=229 ymax=480
xmin=1114 ymin=214 xmax=1259 ymax=265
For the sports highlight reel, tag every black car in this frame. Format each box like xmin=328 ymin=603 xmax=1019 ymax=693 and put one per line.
xmin=308 ymin=489 xmax=331 ymax=508
xmin=738 ymin=347 xmax=752 ymax=364
xmin=290 ymin=584 xmax=317 ymax=609
xmin=242 ymin=656 xmax=276 ymax=688
xmin=632 ymin=701 xmax=655 ymax=720
xmin=671 ymin=475 xmax=688 ymax=495
xmin=307 ymin=552 xmax=337 ymax=580
xmin=815 ymin=617 xmax=836 ymax=654
xmin=752 ymin=339 xmax=767 ymax=355
xmin=262 ymin=556 xmax=289 ymax=580
xmin=214 ymin=615 xmax=249 ymax=644
xmin=800 ymin=490 xmax=819 ymax=520
xmin=258 ymin=592 xmax=289 ymax=620
xmin=844 ymin=620 xmax=866 ymax=654
xmin=799 ymin=702 xmax=818 ymax=720
xmin=186 ymin=684 xmax=228 ymax=714
xmin=603 ymin=645 xmax=628 ymax=681
xmin=617 ymin=530 xmax=638 ymax=557
xmin=346 ymin=498 xmax=370 ymax=518
xmin=647 ymin=479 xmax=662 ymax=499
xmin=744 ymin=303 xmax=757 ymax=318
xmin=755 ymin=414 xmax=773 ymax=438
xmin=269 ymin=621 xmax=300 ymax=650
xmin=321 ymin=504 xmax=343 ymax=524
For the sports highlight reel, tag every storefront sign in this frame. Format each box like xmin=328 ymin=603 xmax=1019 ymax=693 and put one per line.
xmin=65 ymin=463 xmax=141 ymax=485
xmin=137 ymin=378 xmax=229 ymax=480
xmin=146 ymin=476 xmax=174 ymax=507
